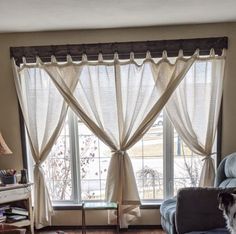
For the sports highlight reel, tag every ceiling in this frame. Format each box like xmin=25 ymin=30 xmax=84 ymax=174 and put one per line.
xmin=0 ymin=0 xmax=235 ymax=33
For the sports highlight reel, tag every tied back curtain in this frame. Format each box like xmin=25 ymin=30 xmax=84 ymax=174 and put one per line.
xmin=165 ymin=49 xmax=226 ymax=187
xmin=12 ymin=59 xmax=70 ymax=229
xmin=40 ymin=52 xmax=196 ymax=227
xmin=12 ymin=49 xmax=225 ymax=228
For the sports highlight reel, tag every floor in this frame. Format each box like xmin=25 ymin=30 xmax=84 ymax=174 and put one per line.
xmin=35 ymin=229 xmax=165 ymax=234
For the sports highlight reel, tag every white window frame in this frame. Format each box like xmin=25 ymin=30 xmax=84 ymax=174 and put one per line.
xmin=26 ymin=109 xmax=218 ymax=205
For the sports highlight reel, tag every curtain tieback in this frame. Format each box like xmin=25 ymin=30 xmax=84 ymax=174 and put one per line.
xmin=34 ymin=162 xmax=42 ymax=168
xmin=111 ymin=150 xmax=126 ymax=156
xmin=202 ymin=152 xmax=216 ymax=161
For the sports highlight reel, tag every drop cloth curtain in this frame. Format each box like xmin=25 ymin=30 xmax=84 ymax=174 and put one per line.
xmin=165 ymin=49 xmax=226 ymax=187
xmin=39 ymin=52 xmax=196 ymax=227
xmin=12 ymin=58 xmax=70 ymax=229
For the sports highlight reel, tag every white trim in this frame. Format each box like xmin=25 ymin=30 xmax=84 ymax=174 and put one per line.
xmin=163 ymin=110 xmax=174 ymax=199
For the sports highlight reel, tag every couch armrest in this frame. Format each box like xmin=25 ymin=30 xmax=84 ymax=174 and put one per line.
xmin=175 ymin=187 xmax=231 ymax=234
xmin=214 ymin=157 xmax=227 ymax=187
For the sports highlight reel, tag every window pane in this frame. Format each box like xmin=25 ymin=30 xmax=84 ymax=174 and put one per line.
xmin=173 ymin=129 xmax=203 ymax=195
xmin=129 ymin=112 xmax=164 ymax=200
xmin=78 ymin=120 xmax=110 ymax=201
xmin=42 ymin=117 xmax=73 ymax=201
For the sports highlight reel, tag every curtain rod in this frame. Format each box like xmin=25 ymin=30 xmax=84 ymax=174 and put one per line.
xmin=10 ymin=37 xmax=228 ymax=65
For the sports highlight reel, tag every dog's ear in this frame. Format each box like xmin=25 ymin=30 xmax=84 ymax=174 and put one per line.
xmin=218 ymin=192 xmax=235 ymax=211
xmin=232 ymin=189 xmax=236 ymax=195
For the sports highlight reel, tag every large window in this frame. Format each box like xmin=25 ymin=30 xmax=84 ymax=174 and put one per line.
xmin=27 ymin=108 xmax=206 ymax=204
xmin=25 ymin=58 xmax=218 ymax=204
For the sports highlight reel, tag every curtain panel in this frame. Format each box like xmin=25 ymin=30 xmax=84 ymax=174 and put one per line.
xmin=12 ymin=49 xmax=225 ymax=228
xmin=165 ymin=49 xmax=226 ymax=186
xmin=12 ymin=60 xmax=69 ymax=229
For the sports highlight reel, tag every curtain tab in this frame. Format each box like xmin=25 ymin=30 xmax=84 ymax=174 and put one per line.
xmin=146 ymin=51 xmax=151 ymax=59
xmin=51 ymin=55 xmax=57 ymax=63
xmin=194 ymin=49 xmax=200 ymax=57
xmin=22 ymin=57 xmax=27 ymax=65
xmin=82 ymin=54 xmax=88 ymax=62
xmin=66 ymin=55 xmax=73 ymax=63
xmin=222 ymin=48 xmax=227 ymax=57
xmin=162 ymin=50 xmax=168 ymax=59
xmin=36 ymin=56 xmax=42 ymax=65
xmin=114 ymin=52 xmax=119 ymax=61
xmin=210 ymin=48 xmax=215 ymax=57
xmin=98 ymin=53 xmax=103 ymax=62
xmin=130 ymin=52 xmax=135 ymax=61
xmin=178 ymin=50 xmax=184 ymax=58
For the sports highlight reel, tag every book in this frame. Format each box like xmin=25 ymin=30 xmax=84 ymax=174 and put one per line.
xmin=5 ymin=207 xmax=29 ymax=216
xmin=0 ymin=216 xmax=6 ymax=223
xmin=6 ymin=215 xmax=27 ymax=223
xmin=0 ymin=205 xmax=10 ymax=211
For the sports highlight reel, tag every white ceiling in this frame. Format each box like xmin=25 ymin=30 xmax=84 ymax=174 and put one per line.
xmin=0 ymin=0 xmax=235 ymax=33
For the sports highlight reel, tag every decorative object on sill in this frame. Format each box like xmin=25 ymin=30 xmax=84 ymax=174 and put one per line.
xmin=0 ymin=133 xmax=12 ymax=155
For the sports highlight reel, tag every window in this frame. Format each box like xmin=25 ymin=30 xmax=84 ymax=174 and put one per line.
xmin=27 ymin=109 xmax=208 ymax=204
xmin=26 ymin=58 xmax=217 ymax=204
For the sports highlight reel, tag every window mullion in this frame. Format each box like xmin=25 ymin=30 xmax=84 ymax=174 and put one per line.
xmin=163 ymin=109 xmax=174 ymax=199
xmin=69 ymin=110 xmax=81 ymax=204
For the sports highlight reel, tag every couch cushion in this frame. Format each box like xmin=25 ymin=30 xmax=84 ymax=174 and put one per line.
xmin=160 ymin=197 xmax=177 ymax=225
xmin=219 ymin=178 xmax=236 ymax=188
xmin=225 ymin=152 xmax=236 ymax=178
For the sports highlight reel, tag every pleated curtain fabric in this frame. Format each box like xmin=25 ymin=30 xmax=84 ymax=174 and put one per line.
xmin=40 ymin=52 xmax=196 ymax=227
xmin=12 ymin=49 xmax=225 ymax=228
xmin=12 ymin=60 xmax=69 ymax=229
xmin=165 ymin=49 xmax=226 ymax=187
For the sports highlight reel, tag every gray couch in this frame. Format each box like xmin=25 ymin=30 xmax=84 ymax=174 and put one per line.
xmin=160 ymin=152 xmax=236 ymax=234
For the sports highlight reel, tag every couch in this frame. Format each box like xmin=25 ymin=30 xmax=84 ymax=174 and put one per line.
xmin=160 ymin=152 xmax=236 ymax=234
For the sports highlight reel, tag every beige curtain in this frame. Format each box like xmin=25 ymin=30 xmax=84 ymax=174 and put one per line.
xmin=165 ymin=49 xmax=226 ymax=187
xmin=12 ymin=58 xmax=70 ymax=229
xmin=42 ymin=52 xmax=196 ymax=227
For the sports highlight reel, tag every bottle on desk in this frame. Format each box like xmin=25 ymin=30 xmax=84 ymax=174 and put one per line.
xmin=19 ymin=169 xmax=28 ymax=184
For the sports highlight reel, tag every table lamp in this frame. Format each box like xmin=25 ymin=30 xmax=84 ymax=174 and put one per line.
xmin=0 ymin=132 xmax=12 ymax=155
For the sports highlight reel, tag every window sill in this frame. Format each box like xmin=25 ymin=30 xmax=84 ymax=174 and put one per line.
xmin=53 ymin=201 xmax=161 ymax=210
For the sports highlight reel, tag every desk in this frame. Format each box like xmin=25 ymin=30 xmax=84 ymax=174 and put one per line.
xmin=0 ymin=183 xmax=34 ymax=233
xmin=82 ymin=202 xmax=119 ymax=234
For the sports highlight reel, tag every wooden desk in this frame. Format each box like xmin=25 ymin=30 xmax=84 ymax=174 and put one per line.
xmin=0 ymin=183 xmax=34 ymax=233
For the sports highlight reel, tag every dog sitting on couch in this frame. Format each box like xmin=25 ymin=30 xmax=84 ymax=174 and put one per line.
xmin=218 ymin=191 xmax=236 ymax=234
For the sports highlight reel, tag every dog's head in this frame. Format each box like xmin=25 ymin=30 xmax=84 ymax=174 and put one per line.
xmin=218 ymin=192 xmax=236 ymax=213
xmin=218 ymin=191 xmax=236 ymax=232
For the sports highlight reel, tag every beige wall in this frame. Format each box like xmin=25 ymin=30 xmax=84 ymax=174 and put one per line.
xmin=0 ymin=22 xmax=236 ymax=225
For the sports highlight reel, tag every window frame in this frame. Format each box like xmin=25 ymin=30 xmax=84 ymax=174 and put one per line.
xmin=21 ymin=104 xmax=222 ymax=206
xmin=16 ymin=37 xmax=225 ymax=206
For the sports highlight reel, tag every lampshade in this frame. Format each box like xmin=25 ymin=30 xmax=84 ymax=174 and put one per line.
xmin=0 ymin=133 xmax=12 ymax=155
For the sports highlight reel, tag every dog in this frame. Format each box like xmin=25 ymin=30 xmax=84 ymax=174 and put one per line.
xmin=218 ymin=191 xmax=236 ymax=234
